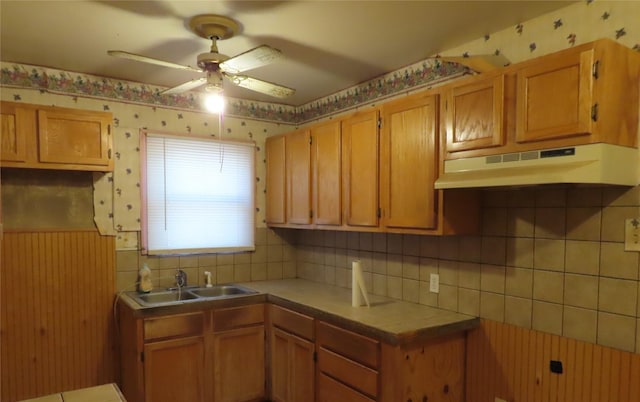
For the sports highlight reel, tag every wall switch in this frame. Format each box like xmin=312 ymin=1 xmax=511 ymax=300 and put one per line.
xmin=429 ymin=273 xmax=439 ymax=293
xmin=624 ymin=218 xmax=640 ymax=251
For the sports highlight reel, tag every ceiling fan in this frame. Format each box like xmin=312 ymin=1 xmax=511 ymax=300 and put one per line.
xmin=108 ymin=14 xmax=295 ymax=98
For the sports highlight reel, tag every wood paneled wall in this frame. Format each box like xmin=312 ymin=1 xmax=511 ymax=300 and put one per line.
xmin=466 ymin=319 xmax=640 ymax=402
xmin=1 ymin=230 xmax=116 ymax=402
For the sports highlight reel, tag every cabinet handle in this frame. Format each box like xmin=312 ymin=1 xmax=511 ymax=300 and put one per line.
xmin=108 ymin=149 xmax=112 ymax=159
xmin=592 ymin=60 xmax=600 ymax=79
xmin=591 ymin=103 xmax=599 ymax=122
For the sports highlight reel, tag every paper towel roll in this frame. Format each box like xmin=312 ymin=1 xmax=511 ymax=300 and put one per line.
xmin=351 ymin=260 xmax=370 ymax=307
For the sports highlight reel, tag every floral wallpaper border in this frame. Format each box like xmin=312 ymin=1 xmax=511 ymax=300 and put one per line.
xmin=2 ymin=1 xmax=639 ymax=125
xmin=0 ymin=59 xmax=467 ymax=125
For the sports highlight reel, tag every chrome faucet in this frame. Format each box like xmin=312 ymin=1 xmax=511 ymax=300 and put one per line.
xmin=175 ymin=269 xmax=187 ymax=288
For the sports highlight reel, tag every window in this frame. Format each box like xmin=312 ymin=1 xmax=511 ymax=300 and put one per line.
xmin=141 ymin=131 xmax=255 ymax=255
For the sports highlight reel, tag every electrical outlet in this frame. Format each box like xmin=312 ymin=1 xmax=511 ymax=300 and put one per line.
xmin=624 ymin=218 xmax=640 ymax=251
xmin=429 ymin=273 xmax=439 ymax=293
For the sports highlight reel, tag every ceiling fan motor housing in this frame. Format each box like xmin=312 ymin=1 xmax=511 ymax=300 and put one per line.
xmin=197 ymin=52 xmax=229 ymax=70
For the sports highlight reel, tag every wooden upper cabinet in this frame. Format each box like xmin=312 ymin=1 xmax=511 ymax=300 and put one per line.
xmin=265 ymin=135 xmax=286 ymax=225
xmin=285 ymin=129 xmax=312 ymax=225
xmin=312 ymin=120 xmax=341 ymax=226
xmin=445 ymin=73 xmax=505 ymax=153
xmin=341 ymin=110 xmax=380 ymax=228
xmin=38 ymin=108 xmax=112 ymax=167
xmin=0 ymin=101 xmax=113 ymax=171
xmin=1 ymin=102 xmax=31 ymax=162
xmin=381 ymin=93 xmax=438 ymax=230
xmin=516 ymin=49 xmax=593 ymax=143
xmin=517 ymin=40 xmax=639 ymax=148
xmin=442 ymin=39 xmax=640 ymax=159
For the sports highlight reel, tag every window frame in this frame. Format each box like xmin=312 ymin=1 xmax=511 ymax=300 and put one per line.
xmin=140 ymin=129 xmax=256 ymax=255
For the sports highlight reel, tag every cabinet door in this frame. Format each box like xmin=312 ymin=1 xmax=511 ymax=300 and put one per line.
xmin=266 ymin=135 xmax=286 ymax=224
xmin=270 ymin=327 xmax=315 ymax=402
xmin=312 ymin=121 xmax=341 ymax=226
xmin=144 ymin=337 xmax=205 ymax=402
xmin=285 ymin=129 xmax=312 ymax=225
xmin=445 ymin=74 xmax=505 ymax=153
xmin=270 ymin=328 xmax=290 ymax=402
xmin=381 ymin=94 xmax=438 ymax=230
xmin=0 ymin=102 xmax=31 ymax=163
xmin=317 ymin=373 xmax=375 ymax=402
xmin=212 ymin=325 xmax=265 ymax=402
xmin=37 ymin=108 xmax=112 ymax=167
xmin=516 ymin=49 xmax=594 ymax=143
xmin=341 ymin=110 xmax=379 ymax=228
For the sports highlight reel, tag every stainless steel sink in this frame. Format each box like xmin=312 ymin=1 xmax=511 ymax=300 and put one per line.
xmin=132 ymin=289 xmax=200 ymax=306
xmin=128 ymin=284 xmax=257 ymax=307
xmin=188 ymin=284 xmax=256 ymax=298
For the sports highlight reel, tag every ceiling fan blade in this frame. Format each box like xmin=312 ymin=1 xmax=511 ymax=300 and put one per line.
xmin=225 ymin=73 xmax=295 ymax=98
xmin=435 ymin=54 xmax=510 ymax=73
xmin=219 ymin=45 xmax=283 ymax=74
xmin=161 ymin=77 xmax=207 ymax=95
xmin=108 ymin=50 xmax=202 ymax=73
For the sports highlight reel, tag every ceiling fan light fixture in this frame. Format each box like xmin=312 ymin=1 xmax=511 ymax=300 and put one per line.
xmin=203 ymin=92 xmax=225 ymax=114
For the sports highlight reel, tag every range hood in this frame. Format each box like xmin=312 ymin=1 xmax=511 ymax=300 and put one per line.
xmin=434 ymin=143 xmax=639 ymax=189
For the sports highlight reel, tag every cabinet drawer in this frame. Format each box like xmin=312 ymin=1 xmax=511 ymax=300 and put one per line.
xmin=317 ymin=372 xmax=375 ymax=402
xmin=212 ymin=304 xmax=264 ymax=332
xmin=317 ymin=321 xmax=379 ymax=369
xmin=144 ymin=312 xmax=204 ymax=341
xmin=318 ymin=347 xmax=378 ymax=398
xmin=269 ymin=304 xmax=315 ymax=341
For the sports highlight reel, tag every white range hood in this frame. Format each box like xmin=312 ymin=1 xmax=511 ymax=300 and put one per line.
xmin=434 ymin=143 xmax=639 ymax=189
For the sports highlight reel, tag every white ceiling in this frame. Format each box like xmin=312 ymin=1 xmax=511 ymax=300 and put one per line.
xmin=1 ymin=1 xmax=574 ymax=106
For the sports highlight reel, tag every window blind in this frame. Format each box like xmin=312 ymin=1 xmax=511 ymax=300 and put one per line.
xmin=143 ymin=133 xmax=255 ymax=254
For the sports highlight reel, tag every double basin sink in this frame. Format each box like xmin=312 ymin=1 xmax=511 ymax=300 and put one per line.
xmin=128 ymin=284 xmax=258 ymax=307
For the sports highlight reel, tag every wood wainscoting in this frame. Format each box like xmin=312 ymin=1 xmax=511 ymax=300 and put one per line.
xmin=466 ymin=319 xmax=640 ymax=402
xmin=0 ymin=230 xmax=116 ymax=402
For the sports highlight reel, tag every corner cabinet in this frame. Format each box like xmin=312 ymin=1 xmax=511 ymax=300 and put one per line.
xmin=265 ymin=135 xmax=287 ymax=225
xmin=268 ymin=304 xmax=315 ymax=402
xmin=1 ymin=101 xmax=113 ymax=171
xmin=442 ymin=38 xmax=640 ymax=160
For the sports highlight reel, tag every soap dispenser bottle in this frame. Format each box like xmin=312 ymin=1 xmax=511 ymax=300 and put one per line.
xmin=204 ymin=271 xmax=213 ymax=288
xmin=138 ymin=264 xmax=153 ymax=293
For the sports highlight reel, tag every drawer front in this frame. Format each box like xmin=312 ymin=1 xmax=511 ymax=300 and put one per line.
xmin=318 ymin=347 xmax=378 ymax=398
xmin=269 ymin=304 xmax=315 ymax=341
xmin=317 ymin=372 xmax=375 ymax=402
xmin=212 ymin=304 xmax=264 ymax=332
xmin=317 ymin=321 xmax=379 ymax=369
xmin=144 ymin=312 xmax=204 ymax=341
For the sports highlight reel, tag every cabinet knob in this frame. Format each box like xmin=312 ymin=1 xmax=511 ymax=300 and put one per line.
xmin=422 ymin=396 xmax=428 ymax=402
xmin=443 ymin=384 xmax=449 ymax=394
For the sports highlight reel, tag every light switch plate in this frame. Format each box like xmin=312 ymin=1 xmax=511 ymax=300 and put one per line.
xmin=624 ymin=218 xmax=640 ymax=251
xmin=429 ymin=273 xmax=439 ymax=293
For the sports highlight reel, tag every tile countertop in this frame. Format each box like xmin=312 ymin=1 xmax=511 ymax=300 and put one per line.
xmin=239 ymin=279 xmax=479 ymax=346
xmin=18 ymin=383 xmax=125 ymax=402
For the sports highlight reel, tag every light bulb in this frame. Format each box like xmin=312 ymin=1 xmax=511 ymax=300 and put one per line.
xmin=204 ymin=93 xmax=225 ymax=114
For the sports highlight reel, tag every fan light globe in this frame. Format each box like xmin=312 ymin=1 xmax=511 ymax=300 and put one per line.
xmin=204 ymin=93 xmax=225 ymax=114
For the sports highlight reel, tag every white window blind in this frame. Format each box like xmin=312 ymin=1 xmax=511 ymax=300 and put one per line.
xmin=143 ymin=133 xmax=255 ymax=255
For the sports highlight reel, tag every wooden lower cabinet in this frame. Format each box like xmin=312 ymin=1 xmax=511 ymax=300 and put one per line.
xmin=120 ymin=301 xmax=467 ymax=402
xmin=270 ymin=327 xmax=315 ymax=402
xmin=118 ymin=304 xmax=266 ymax=402
xmin=144 ymin=337 xmax=206 ymax=402
xmin=268 ymin=305 xmax=316 ymax=402
xmin=211 ymin=326 xmax=265 ymax=402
